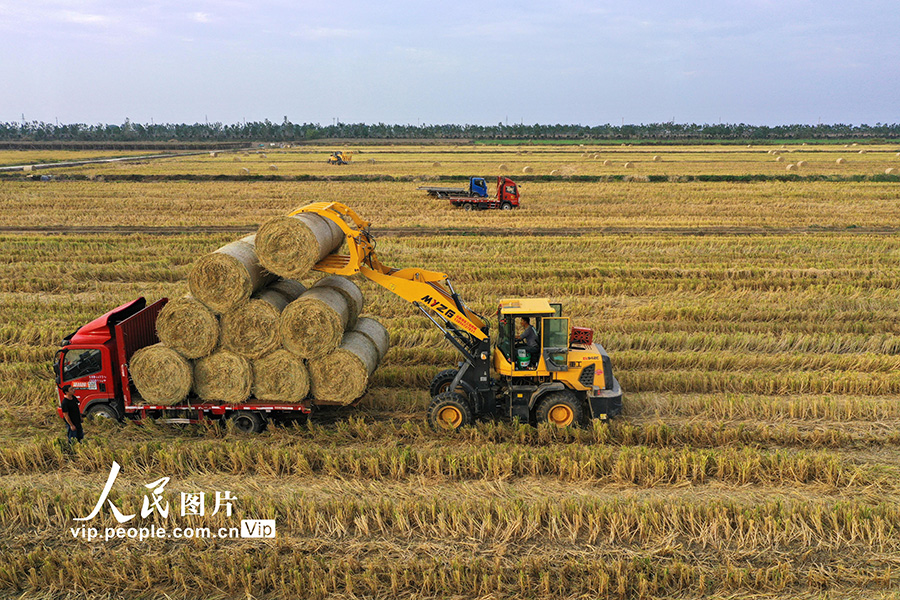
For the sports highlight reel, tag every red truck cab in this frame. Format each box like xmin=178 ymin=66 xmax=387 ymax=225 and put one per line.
xmin=55 ymin=297 xmax=165 ymax=421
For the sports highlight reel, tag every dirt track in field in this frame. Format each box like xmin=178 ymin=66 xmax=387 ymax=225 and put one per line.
xmin=1 ymin=225 xmax=897 ymax=237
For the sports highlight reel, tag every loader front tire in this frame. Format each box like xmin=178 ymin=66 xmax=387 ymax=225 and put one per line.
xmin=428 ymin=392 xmax=473 ymax=431
xmin=535 ymin=391 xmax=585 ymax=428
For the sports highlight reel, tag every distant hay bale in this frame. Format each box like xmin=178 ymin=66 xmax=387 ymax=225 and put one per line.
xmin=797 ymin=160 xmax=807 ymax=167
xmin=432 ymin=162 xmax=441 ymax=167
xmin=623 ymin=162 xmax=634 ymax=168
xmin=836 ymin=158 xmax=846 ymax=164
xmin=280 ymin=287 xmax=350 ymax=359
xmin=368 ymin=158 xmax=376 ymax=164
xmin=652 ymin=156 xmax=661 ymax=162
xmin=522 ymin=166 xmax=533 ymax=173
xmin=130 ymin=344 xmax=192 ymax=405
xmin=221 ymin=287 xmax=292 ymax=359
xmin=591 ymin=154 xmax=599 ymax=159
xmin=256 ymin=212 xmax=344 ymax=279
xmin=241 ymin=167 xmax=250 ymax=174
xmin=312 ymin=275 xmax=364 ymax=329
xmin=189 ymin=234 xmax=276 ymax=314
xmin=775 ymin=156 xmax=784 ymax=162
xmin=307 ymin=331 xmax=379 ymax=404
xmin=851 ymin=143 xmax=858 ymax=147
xmin=858 ymin=150 xmax=866 ymax=154
xmin=156 ymin=296 xmax=219 ymax=359
xmin=498 ymin=163 xmax=507 ymax=170
xmin=23 ymin=165 xmax=33 ymax=172
xmin=209 ymin=152 xmax=218 ymax=157
xmin=353 ymin=317 xmax=390 ymax=362
xmin=251 ymin=349 xmax=309 ymax=402
xmin=269 ymin=164 xmax=278 ymax=170
xmin=233 ymin=157 xmax=241 ymax=162
xmin=193 ymin=350 xmax=252 ymax=403
xmin=786 ymin=164 xmax=796 ymax=171
xmin=886 ymin=168 xmax=897 ymax=175
xmin=602 ymin=160 xmax=610 ymax=166
xmin=549 ymin=169 xmax=559 ymax=176
xmin=260 ymin=153 xmax=267 ymax=158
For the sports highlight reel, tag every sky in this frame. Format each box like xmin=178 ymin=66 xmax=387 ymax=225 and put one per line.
xmin=1 ymin=0 xmax=897 ymax=127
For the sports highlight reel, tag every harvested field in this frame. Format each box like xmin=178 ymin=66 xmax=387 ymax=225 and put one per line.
xmin=2 ymin=143 xmax=900 ymax=599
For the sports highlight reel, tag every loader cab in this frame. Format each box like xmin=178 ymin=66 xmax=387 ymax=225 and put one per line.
xmin=494 ymin=299 xmax=568 ymax=375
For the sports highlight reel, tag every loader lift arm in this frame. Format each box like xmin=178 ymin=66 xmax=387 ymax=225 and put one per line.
xmin=290 ymin=203 xmax=490 ymax=364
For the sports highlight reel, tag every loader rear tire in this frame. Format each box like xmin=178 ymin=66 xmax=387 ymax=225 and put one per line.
xmin=428 ymin=392 xmax=473 ymax=431
xmin=535 ymin=391 xmax=584 ymax=428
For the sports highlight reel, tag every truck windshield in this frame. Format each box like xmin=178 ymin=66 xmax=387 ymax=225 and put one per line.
xmin=62 ymin=348 xmax=103 ymax=381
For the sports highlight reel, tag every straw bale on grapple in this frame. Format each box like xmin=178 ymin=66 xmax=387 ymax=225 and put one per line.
xmin=189 ymin=234 xmax=276 ymax=314
xmin=256 ymin=213 xmax=343 ymax=279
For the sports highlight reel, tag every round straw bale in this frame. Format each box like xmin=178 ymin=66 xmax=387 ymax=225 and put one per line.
xmin=267 ymin=278 xmax=307 ymax=303
xmin=193 ymin=350 xmax=252 ymax=403
xmin=221 ymin=288 xmax=291 ymax=358
xmin=353 ymin=317 xmax=390 ymax=362
xmin=797 ymin=160 xmax=807 ymax=167
xmin=280 ymin=287 xmax=350 ymax=358
xmin=786 ymin=164 xmax=796 ymax=171
xmin=498 ymin=163 xmax=507 ymax=170
xmin=886 ymin=168 xmax=897 ymax=175
xmin=241 ymin=167 xmax=250 ymax=174
xmin=313 ymin=275 xmax=364 ymax=328
xmin=156 ymin=296 xmax=219 ymax=359
xmin=602 ymin=160 xmax=610 ymax=166
xmin=233 ymin=157 xmax=241 ymax=162
xmin=307 ymin=331 xmax=379 ymax=404
xmin=433 ymin=162 xmax=441 ymax=167
xmin=23 ymin=165 xmax=33 ymax=172
xmin=836 ymin=158 xmax=846 ymax=164
xmin=189 ymin=234 xmax=276 ymax=314
xmin=623 ymin=162 xmax=634 ymax=168
xmin=591 ymin=154 xmax=599 ymax=159
xmin=130 ymin=344 xmax=192 ymax=405
xmin=251 ymin=349 xmax=309 ymax=402
xmin=522 ymin=166 xmax=533 ymax=173
xmin=775 ymin=156 xmax=784 ymax=162
xmin=256 ymin=213 xmax=343 ymax=279
xmin=549 ymin=169 xmax=559 ymax=176
xmin=858 ymin=150 xmax=866 ymax=154
xmin=209 ymin=151 xmax=218 ymax=157
xmin=652 ymin=155 xmax=661 ymax=162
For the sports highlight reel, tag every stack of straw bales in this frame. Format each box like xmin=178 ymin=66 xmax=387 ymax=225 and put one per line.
xmin=131 ymin=213 xmax=390 ymax=407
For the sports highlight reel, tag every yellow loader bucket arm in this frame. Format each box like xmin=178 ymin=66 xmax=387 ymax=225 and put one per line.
xmin=290 ymin=203 xmax=489 ymax=345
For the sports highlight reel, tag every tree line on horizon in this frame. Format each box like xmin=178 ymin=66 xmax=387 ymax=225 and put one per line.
xmin=1 ymin=119 xmax=899 ymax=142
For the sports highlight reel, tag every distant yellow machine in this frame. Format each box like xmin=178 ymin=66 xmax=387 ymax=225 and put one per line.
xmin=326 ymin=151 xmax=353 ymax=165
xmin=291 ymin=202 xmax=623 ymax=430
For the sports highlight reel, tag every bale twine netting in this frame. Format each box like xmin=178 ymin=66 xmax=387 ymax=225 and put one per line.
xmin=130 ymin=343 xmax=192 ymax=405
xmin=155 ymin=295 xmax=219 ymax=359
xmin=251 ymin=350 xmax=310 ymax=402
xmin=267 ymin=278 xmax=307 ymax=303
xmin=188 ymin=234 xmax=276 ymax=314
xmin=312 ymin=275 xmax=364 ymax=329
xmin=256 ymin=213 xmax=344 ymax=279
xmin=193 ymin=350 xmax=252 ymax=403
xmin=307 ymin=331 xmax=380 ymax=405
xmin=280 ymin=287 xmax=351 ymax=359
xmin=353 ymin=317 xmax=390 ymax=362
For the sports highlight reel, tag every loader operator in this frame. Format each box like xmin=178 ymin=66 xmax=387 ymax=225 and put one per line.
xmin=515 ymin=317 xmax=539 ymax=366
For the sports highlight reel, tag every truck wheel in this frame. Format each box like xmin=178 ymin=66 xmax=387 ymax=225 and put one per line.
xmin=501 ymin=202 xmax=513 ymax=210
xmin=230 ymin=411 xmax=266 ymax=434
xmin=535 ymin=391 xmax=585 ymax=428
xmin=463 ymin=203 xmax=473 ymax=211
xmin=428 ymin=392 xmax=473 ymax=431
xmin=85 ymin=403 xmax=120 ymax=421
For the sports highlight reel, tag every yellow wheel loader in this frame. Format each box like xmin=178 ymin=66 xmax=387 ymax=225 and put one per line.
xmin=295 ymin=202 xmax=622 ymax=429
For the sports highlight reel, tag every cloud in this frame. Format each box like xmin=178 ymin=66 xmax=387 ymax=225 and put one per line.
xmin=56 ymin=9 xmax=113 ymax=25
xmin=291 ymin=26 xmax=360 ymax=40
xmin=190 ymin=12 xmax=211 ymax=23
